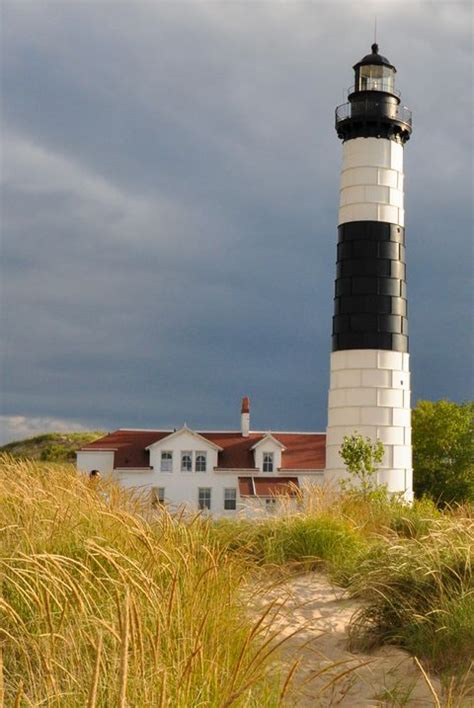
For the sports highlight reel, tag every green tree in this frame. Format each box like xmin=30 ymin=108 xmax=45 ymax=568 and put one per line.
xmin=339 ymin=433 xmax=385 ymax=498
xmin=412 ymin=400 xmax=474 ymax=505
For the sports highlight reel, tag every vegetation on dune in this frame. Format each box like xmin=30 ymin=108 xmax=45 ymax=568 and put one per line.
xmin=1 ymin=456 xmax=472 ymax=705
xmin=0 ymin=431 xmax=105 ymax=462
xmin=348 ymin=515 xmax=474 ymax=674
xmin=0 ymin=456 xmax=285 ymax=706
xmin=213 ymin=486 xmax=474 ymax=686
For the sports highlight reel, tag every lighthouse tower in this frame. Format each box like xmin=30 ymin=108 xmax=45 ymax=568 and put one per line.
xmin=326 ymin=44 xmax=413 ymax=500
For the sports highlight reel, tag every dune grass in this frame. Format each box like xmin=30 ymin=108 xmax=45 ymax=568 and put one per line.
xmin=0 ymin=456 xmax=287 ymax=706
xmin=212 ymin=485 xmax=473 ymax=685
xmin=1 ymin=457 xmax=472 ymax=704
xmin=347 ymin=515 xmax=473 ymax=675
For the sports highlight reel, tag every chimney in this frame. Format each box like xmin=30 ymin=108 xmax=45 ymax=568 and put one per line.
xmin=241 ymin=396 xmax=250 ymax=437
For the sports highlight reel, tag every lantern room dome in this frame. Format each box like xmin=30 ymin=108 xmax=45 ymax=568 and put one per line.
xmin=354 ymin=43 xmax=395 ymax=72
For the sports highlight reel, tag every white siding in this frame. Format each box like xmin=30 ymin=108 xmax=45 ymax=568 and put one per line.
xmin=117 ymin=467 xmax=242 ymax=516
xmin=147 ymin=430 xmax=219 ymax=473
xmin=76 ymin=450 xmax=115 ymax=475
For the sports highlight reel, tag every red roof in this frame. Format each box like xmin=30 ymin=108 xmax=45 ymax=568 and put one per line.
xmin=80 ymin=430 xmax=169 ymax=468
xmin=272 ymin=433 xmax=326 ymax=469
xmin=79 ymin=429 xmax=326 ymax=470
xmin=238 ymin=477 xmax=300 ymax=497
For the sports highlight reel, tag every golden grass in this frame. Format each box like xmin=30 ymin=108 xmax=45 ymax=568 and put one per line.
xmin=212 ymin=483 xmax=473 ymax=691
xmin=1 ymin=456 xmax=472 ymax=705
xmin=0 ymin=456 xmax=286 ymax=706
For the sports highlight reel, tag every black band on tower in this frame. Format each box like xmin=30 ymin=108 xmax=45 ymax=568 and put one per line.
xmin=332 ymin=221 xmax=408 ymax=353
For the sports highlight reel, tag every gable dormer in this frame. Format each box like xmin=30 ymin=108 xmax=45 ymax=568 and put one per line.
xmin=146 ymin=426 xmax=223 ymax=474
xmin=251 ymin=434 xmax=286 ymax=473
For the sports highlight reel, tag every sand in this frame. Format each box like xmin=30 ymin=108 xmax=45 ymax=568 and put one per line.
xmin=255 ymin=572 xmax=456 ymax=707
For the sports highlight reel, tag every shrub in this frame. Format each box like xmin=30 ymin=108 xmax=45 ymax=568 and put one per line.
xmin=339 ymin=433 xmax=385 ymax=498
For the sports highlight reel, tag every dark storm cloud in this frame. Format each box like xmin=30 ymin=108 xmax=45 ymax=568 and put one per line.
xmin=1 ymin=1 xmax=472 ymax=443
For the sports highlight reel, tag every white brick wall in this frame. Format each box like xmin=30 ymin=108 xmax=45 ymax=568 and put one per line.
xmin=338 ymin=138 xmax=405 ymax=227
xmin=326 ymin=350 xmax=412 ymax=500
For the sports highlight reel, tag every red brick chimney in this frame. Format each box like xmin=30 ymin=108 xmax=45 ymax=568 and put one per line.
xmin=241 ymin=396 xmax=250 ymax=437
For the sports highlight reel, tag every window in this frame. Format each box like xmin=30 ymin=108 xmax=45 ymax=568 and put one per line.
xmin=263 ymin=452 xmax=274 ymax=472
xmin=265 ymin=498 xmax=277 ymax=512
xmin=195 ymin=452 xmax=207 ymax=472
xmin=181 ymin=451 xmax=192 ymax=472
xmin=224 ymin=488 xmax=237 ymax=511
xmin=358 ymin=65 xmax=395 ymax=93
xmin=160 ymin=451 xmax=173 ymax=472
xmin=151 ymin=487 xmax=165 ymax=507
xmin=198 ymin=488 xmax=211 ymax=510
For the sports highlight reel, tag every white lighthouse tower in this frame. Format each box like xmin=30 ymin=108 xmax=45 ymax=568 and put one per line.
xmin=326 ymin=44 xmax=413 ymax=500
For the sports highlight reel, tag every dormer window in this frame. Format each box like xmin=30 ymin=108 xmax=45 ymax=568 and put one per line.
xmin=181 ymin=452 xmax=192 ymax=472
xmin=263 ymin=452 xmax=274 ymax=473
xmin=196 ymin=452 xmax=207 ymax=472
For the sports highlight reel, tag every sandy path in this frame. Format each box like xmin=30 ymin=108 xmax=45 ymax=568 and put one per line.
xmin=257 ymin=572 xmax=448 ymax=707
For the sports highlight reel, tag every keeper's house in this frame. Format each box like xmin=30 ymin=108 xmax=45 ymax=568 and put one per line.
xmin=76 ymin=397 xmax=326 ymax=515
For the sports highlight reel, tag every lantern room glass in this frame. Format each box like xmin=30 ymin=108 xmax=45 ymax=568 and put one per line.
xmin=358 ymin=65 xmax=395 ymax=93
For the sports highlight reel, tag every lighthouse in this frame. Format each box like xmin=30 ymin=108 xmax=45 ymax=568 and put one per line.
xmin=326 ymin=44 xmax=413 ymax=500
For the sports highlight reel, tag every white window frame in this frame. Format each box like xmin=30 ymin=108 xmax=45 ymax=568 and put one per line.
xmin=151 ymin=487 xmax=165 ymax=506
xmin=195 ymin=451 xmax=207 ymax=473
xmin=160 ymin=451 xmax=173 ymax=473
xmin=224 ymin=488 xmax=237 ymax=511
xmin=180 ymin=451 xmax=193 ymax=472
xmin=198 ymin=487 xmax=211 ymax=510
xmin=262 ymin=452 xmax=274 ymax=473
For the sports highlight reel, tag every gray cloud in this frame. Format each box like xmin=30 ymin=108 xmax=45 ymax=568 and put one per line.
xmin=1 ymin=1 xmax=472 ymax=443
xmin=0 ymin=415 xmax=89 ymax=445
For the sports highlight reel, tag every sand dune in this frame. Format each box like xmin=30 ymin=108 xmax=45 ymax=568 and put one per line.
xmin=258 ymin=573 xmax=445 ymax=707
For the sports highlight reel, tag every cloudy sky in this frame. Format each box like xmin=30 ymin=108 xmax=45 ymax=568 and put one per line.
xmin=1 ymin=1 xmax=472 ymax=443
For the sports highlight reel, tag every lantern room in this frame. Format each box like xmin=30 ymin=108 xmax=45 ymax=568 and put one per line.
xmin=353 ymin=43 xmax=396 ymax=95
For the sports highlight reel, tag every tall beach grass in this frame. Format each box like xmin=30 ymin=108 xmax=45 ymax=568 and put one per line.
xmin=1 ymin=457 xmax=472 ymax=704
xmin=213 ymin=484 xmax=474 ymax=685
xmin=0 ymin=456 xmax=287 ymax=706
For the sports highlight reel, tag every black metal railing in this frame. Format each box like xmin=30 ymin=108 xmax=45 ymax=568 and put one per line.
xmin=335 ymin=101 xmax=412 ymax=128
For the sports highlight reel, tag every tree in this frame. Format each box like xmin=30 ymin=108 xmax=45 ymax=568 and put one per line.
xmin=412 ymin=400 xmax=474 ymax=505
xmin=339 ymin=433 xmax=385 ymax=498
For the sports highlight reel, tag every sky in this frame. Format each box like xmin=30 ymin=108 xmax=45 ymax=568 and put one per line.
xmin=1 ymin=1 xmax=473 ymax=444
